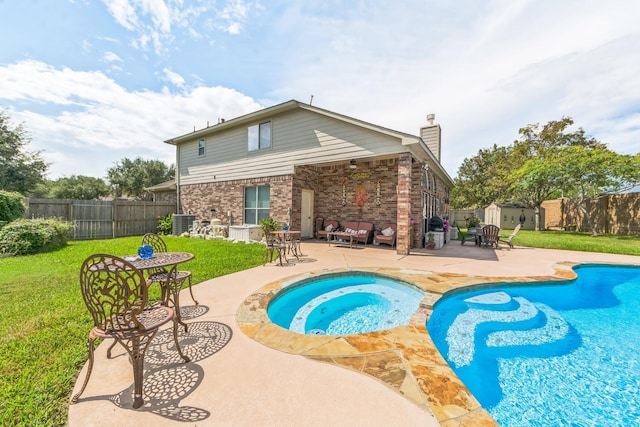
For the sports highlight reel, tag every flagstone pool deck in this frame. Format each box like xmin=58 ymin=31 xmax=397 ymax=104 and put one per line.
xmin=68 ymin=240 xmax=640 ymax=426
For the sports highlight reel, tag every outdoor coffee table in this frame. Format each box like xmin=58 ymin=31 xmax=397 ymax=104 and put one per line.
xmin=327 ymin=231 xmax=357 ymax=248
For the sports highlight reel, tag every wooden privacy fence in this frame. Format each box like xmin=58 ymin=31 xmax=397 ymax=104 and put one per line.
xmin=24 ymin=199 xmax=176 ymax=240
xmin=542 ymin=194 xmax=640 ymax=235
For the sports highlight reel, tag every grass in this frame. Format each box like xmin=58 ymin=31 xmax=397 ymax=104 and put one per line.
xmin=498 ymin=229 xmax=640 ymax=256
xmin=0 ymin=236 xmax=264 ymax=427
xmin=1 ymin=231 xmax=639 ymax=426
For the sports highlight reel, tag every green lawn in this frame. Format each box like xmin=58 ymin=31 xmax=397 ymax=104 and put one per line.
xmin=495 ymin=229 xmax=640 ymax=256
xmin=0 ymin=236 xmax=264 ymax=427
xmin=1 ymin=231 xmax=639 ymax=426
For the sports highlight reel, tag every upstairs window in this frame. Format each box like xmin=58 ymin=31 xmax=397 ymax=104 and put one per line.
xmin=248 ymin=121 xmax=271 ymax=151
xmin=198 ymin=139 xmax=206 ymax=156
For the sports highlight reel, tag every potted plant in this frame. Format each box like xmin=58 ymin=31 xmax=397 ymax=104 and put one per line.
xmin=259 ymin=217 xmax=278 ymax=237
xmin=426 ymin=232 xmax=436 ymax=249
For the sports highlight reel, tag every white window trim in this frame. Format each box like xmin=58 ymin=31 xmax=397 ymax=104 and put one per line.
xmin=248 ymin=121 xmax=272 ymax=152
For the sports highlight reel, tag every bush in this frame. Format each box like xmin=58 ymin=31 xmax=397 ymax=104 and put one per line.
xmin=0 ymin=218 xmax=73 ymax=256
xmin=157 ymin=213 xmax=173 ymax=235
xmin=465 ymin=216 xmax=481 ymax=228
xmin=0 ymin=190 xmax=26 ymax=223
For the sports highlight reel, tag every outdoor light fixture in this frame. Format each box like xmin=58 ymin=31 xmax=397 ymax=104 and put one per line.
xmin=349 ymin=159 xmax=357 ymax=169
xmin=210 ymin=208 xmax=217 ymax=217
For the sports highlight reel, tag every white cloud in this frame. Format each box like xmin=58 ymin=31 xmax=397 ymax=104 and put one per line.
xmin=102 ymin=51 xmax=123 ymax=62
xmin=2 ymin=0 xmax=639 ymax=182
xmin=161 ymin=67 xmax=186 ymax=88
xmin=267 ymin=0 xmax=640 ymax=175
xmin=0 ymin=60 xmax=261 ymax=178
xmin=101 ymin=0 xmax=257 ymax=54
xmin=216 ymin=0 xmax=250 ymax=34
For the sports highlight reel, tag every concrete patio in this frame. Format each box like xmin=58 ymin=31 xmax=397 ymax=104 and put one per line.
xmin=68 ymin=240 xmax=640 ymax=426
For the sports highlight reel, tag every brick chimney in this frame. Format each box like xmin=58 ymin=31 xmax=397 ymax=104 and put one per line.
xmin=420 ymin=114 xmax=441 ymax=162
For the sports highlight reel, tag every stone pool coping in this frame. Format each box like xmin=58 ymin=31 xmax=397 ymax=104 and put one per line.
xmin=237 ymin=262 xmax=588 ymax=426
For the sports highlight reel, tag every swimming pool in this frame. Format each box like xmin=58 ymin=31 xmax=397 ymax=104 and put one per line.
xmin=267 ymin=272 xmax=424 ymax=335
xmin=427 ymin=264 xmax=640 ymax=426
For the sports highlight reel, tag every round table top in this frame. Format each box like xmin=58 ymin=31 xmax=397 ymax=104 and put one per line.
xmin=126 ymin=251 xmax=194 ymax=269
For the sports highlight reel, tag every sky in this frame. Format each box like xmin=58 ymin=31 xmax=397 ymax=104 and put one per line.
xmin=1 ymin=0 xmax=639 ymax=181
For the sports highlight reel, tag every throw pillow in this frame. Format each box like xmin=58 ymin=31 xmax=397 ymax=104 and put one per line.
xmin=381 ymin=227 xmax=395 ymax=237
xmin=325 ymin=224 xmax=334 ymax=232
xmin=358 ymin=229 xmax=368 ymax=235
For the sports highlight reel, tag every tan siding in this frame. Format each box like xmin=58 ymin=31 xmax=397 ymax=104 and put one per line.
xmin=420 ymin=125 xmax=441 ymax=162
xmin=178 ymin=109 xmax=409 ymax=185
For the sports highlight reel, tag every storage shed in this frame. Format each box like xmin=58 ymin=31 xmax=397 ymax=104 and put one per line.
xmin=485 ymin=203 xmax=542 ymax=230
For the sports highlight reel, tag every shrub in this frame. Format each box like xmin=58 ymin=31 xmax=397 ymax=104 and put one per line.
xmin=465 ymin=216 xmax=481 ymax=228
xmin=157 ymin=213 xmax=173 ymax=235
xmin=0 ymin=218 xmax=73 ymax=256
xmin=259 ymin=217 xmax=278 ymax=235
xmin=0 ymin=190 xmax=26 ymax=223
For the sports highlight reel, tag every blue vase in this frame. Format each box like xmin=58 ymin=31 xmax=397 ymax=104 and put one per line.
xmin=138 ymin=244 xmax=154 ymax=259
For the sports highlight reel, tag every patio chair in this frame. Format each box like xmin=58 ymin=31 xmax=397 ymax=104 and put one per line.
xmin=498 ymin=223 xmax=522 ymax=249
xmin=141 ymin=233 xmax=198 ymax=307
xmin=317 ymin=220 xmax=340 ymax=240
xmin=460 ymin=223 xmax=480 ymax=245
xmin=71 ymin=254 xmax=189 ymax=409
xmin=263 ymin=229 xmax=287 ymax=266
xmin=374 ymin=223 xmax=397 ymax=247
xmin=481 ymin=224 xmax=500 ymax=248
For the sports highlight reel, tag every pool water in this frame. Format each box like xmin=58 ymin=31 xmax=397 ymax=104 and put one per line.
xmin=267 ymin=272 xmax=424 ymax=335
xmin=427 ymin=264 xmax=640 ymax=426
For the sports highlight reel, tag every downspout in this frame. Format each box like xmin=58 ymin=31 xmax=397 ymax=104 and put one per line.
xmin=175 ymin=144 xmax=181 ymax=214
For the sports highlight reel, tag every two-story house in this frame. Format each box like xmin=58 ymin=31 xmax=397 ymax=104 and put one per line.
xmin=165 ymin=100 xmax=453 ymax=255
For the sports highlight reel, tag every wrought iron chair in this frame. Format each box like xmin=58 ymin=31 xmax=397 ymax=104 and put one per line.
xmin=263 ymin=229 xmax=287 ymax=266
xmin=71 ymin=254 xmax=189 ymax=409
xmin=141 ymin=233 xmax=198 ymax=306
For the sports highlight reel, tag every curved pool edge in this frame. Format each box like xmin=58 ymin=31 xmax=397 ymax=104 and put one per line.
xmin=236 ymin=263 xmax=595 ymax=425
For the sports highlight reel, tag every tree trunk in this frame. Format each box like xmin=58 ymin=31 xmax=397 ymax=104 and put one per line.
xmin=571 ymin=199 xmax=598 ymax=237
xmin=576 ymin=202 xmax=598 ymax=236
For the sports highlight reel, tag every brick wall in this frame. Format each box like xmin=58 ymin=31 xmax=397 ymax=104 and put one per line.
xmin=179 ymin=155 xmax=451 ymax=246
xmin=152 ymin=190 xmax=177 ymax=205
xmin=314 ymin=159 xmax=400 ymax=232
xmin=179 ymin=175 xmax=292 ymax=225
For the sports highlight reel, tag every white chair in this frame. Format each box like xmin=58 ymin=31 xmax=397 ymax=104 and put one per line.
xmin=498 ymin=223 xmax=522 ymax=249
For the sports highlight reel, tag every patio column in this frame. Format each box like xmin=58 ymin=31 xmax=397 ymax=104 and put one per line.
xmin=396 ymin=153 xmax=412 ymax=255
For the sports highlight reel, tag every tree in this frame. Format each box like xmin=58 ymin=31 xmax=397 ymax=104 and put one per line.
xmin=49 ymin=175 xmax=111 ymax=200
xmin=541 ymin=146 xmax=640 ymax=236
xmin=510 ymin=117 xmax=613 ymax=231
xmin=453 ymin=116 xmax=639 ymax=234
xmin=0 ymin=110 xmax=49 ymax=195
xmin=451 ymin=144 xmax=513 ymax=209
xmin=107 ymin=157 xmax=174 ymax=200
xmin=0 ymin=190 xmax=26 ymax=224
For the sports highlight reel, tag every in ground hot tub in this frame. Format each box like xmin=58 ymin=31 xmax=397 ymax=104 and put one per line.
xmin=267 ymin=272 xmax=424 ymax=335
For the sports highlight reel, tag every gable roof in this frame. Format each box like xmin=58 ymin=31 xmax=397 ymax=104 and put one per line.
xmin=164 ymin=99 xmax=453 ymax=185
xmin=145 ymin=179 xmax=176 ymax=192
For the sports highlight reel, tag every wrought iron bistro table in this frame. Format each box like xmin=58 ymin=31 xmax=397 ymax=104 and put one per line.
xmin=272 ymin=230 xmax=302 ymax=260
xmin=126 ymin=252 xmax=195 ymax=330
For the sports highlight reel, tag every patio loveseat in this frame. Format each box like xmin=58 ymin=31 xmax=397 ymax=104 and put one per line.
xmin=343 ymin=221 xmax=374 ymax=245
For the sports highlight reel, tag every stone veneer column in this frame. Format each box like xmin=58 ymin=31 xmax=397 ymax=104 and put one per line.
xmin=396 ymin=153 xmax=412 ymax=255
